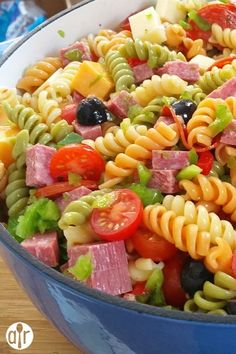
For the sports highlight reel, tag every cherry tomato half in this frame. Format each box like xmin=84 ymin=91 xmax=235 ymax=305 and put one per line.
xmin=131 ymin=282 xmax=146 ymax=295
xmin=61 ymin=104 xmax=77 ymax=124
xmin=132 ymin=228 xmax=177 ymax=262
xmin=90 ymin=189 xmax=143 ymax=241
xmin=163 ymin=253 xmax=187 ymax=308
xmin=50 ymin=144 xmax=105 ymax=182
xmin=197 ymin=150 xmax=214 ymax=175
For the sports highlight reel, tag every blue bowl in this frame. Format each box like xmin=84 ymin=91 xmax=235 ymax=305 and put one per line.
xmin=1 ymin=1 xmax=236 ymax=353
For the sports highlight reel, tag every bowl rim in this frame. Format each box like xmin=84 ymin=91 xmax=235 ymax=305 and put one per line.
xmin=1 ymin=0 xmax=236 ymax=325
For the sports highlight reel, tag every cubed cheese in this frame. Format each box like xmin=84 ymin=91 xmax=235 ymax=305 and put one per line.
xmin=190 ymin=55 xmax=215 ymax=74
xmin=156 ymin=0 xmax=186 ymax=24
xmin=72 ymin=61 xmax=114 ymax=100
xmin=129 ymin=7 xmax=166 ymax=44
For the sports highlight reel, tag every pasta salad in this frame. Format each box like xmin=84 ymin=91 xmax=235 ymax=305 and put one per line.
xmin=2 ymin=0 xmax=236 ymax=316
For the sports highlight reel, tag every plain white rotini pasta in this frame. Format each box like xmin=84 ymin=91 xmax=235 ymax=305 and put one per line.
xmin=51 ymin=61 xmax=81 ymax=98
xmin=38 ymin=90 xmax=62 ymax=125
xmin=210 ymin=24 xmax=236 ymax=49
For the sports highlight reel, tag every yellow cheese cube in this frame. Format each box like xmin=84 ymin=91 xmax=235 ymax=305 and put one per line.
xmin=72 ymin=61 xmax=114 ymax=100
xmin=0 ymin=126 xmax=20 ymax=167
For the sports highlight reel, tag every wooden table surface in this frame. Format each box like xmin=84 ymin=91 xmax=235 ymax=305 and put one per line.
xmin=0 ymin=258 xmax=82 ymax=354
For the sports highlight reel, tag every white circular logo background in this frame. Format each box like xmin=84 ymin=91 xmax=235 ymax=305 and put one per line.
xmin=6 ymin=322 xmax=34 ymax=350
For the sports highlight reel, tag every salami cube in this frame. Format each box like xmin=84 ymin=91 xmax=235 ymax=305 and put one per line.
xmin=26 ymin=144 xmax=56 ymax=187
xmin=148 ymin=169 xmax=179 ymax=194
xmin=21 ymin=232 xmax=59 ymax=267
xmin=156 ymin=60 xmax=200 ymax=83
xmin=73 ymin=91 xmax=85 ymax=104
xmin=68 ymin=241 xmax=132 ymax=295
xmin=208 ymin=78 xmax=236 ymax=99
xmin=73 ymin=121 xmax=102 ymax=140
xmin=133 ymin=63 xmax=154 ymax=83
xmin=60 ymin=40 xmax=93 ymax=67
xmin=56 ymin=186 xmax=92 ymax=212
xmin=106 ymin=90 xmax=138 ymax=119
xmin=152 ymin=150 xmax=189 ymax=170
xmin=220 ymin=121 xmax=236 ymax=146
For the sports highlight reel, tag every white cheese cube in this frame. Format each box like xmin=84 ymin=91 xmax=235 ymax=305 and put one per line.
xmin=129 ymin=7 xmax=166 ymax=44
xmin=156 ymin=0 xmax=186 ymax=24
xmin=190 ymin=55 xmax=215 ymax=74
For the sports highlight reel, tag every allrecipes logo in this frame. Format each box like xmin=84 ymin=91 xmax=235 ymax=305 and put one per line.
xmin=6 ymin=322 xmax=34 ymax=350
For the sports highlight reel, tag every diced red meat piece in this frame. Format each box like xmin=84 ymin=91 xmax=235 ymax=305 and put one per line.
xmin=208 ymin=78 xmax=236 ymax=99
xmin=220 ymin=121 xmax=236 ymax=146
xmin=106 ymin=90 xmax=138 ymax=119
xmin=156 ymin=61 xmax=200 ymax=83
xmin=60 ymin=40 xmax=93 ymax=66
xmin=21 ymin=232 xmax=59 ymax=267
xmin=73 ymin=91 xmax=85 ymax=104
xmin=73 ymin=121 xmax=102 ymax=140
xmin=148 ymin=169 xmax=180 ymax=194
xmin=155 ymin=115 xmax=175 ymax=126
xmin=152 ymin=150 xmax=189 ymax=170
xmin=26 ymin=144 xmax=56 ymax=187
xmin=133 ymin=63 xmax=154 ymax=83
xmin=55 ymin=186 xmax=92 ymax=212
xmin=68 ymin=241 xmax=132 ymax=295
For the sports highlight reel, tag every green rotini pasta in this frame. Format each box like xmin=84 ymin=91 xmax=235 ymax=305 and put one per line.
xmin=5 ymin=130 xmax=30 ymax=217
xmin=119 ymin=38 xmax=186 ymax=68
xmin=181 ymin=85 xmax=206 ymax=104
xmin=49 ymin=119 xmax=74 ymax=143
xmin=184 ymin=272 xmax=236 ymax=314
xmin=105 ymin=50 xmax=135 ymax=92
xmin=58 ymin=189 xmax=111 ymax=229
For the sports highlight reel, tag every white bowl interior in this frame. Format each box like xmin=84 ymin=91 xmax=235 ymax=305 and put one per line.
xmin=0 ymin=0 xmax=155 ymax=87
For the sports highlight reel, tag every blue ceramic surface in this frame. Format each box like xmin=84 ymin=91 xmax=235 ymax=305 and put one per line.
xmin=1 ymin=1 xmax=236 ymax=353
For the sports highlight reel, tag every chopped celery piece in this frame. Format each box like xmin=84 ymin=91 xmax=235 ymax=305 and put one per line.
xmin=57 ymin=132 xmax=83 ymax=148
xmin=179 ymin=20 xmax=192 ymax=30
xmin=92 ymin=192 xmax=116 ymax=208
xmin=209 ymin=104 xmax=233 ymax=137
xmin=176 ymin=165 xmax=202 ymax=181
xmin=189 ymin=149 xmax=198 ymax=165
xmin=188 ymin=10 xmax=211 ymax=31
xmin=64 ymin=48 xmax=82 ymax=62
xmin=68 ymin=252 xmax=93 ymax=281
xmin=146 ymin=268 xmax=164 ymax=292
xmin=68 ymin=172 xmax=82 ymax=185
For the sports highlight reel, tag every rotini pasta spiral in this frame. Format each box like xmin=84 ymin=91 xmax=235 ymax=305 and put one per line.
xmin=4 ymin=102 xmax=53 ymax=145
xmin=86 ymin=30 xmax=132 ymax=57
xmin=128 ymin=258 xmax=158 ymax=282
xmin=129 ymin=97 xmax=176 ymax=126
xmin=179 ymin=174 xmax=236 ymax=222
xmin=105 ymin=51 xmax=135 ymax=92
xmin=58 ymin=189 xmax=111 ymax=230
xmin=83 ymin=118 xmax=148 ymax=158
xmin=210 ymin=24 xmax=236 ymax=50
xmin=184 ymin=272 xmax=236 ymax=313
xmin=204 ymin=238 xmax=233 ymax=274
xmin=187 ymin=97 xmax=236 ymax=148
xmin=164 ymin=23 xmax=186 ymax=49
xmin=182 ymin=38 xmax=206 ymax=60
xmin=5 ymin=130 xmax=30 ymax=217
xmin=0 ymin=87 xmax=19 ymax=107
xmin=100 ymin=121 xmax=179 ymax=188
xmin=198 ymin=60 xmax=236 ymax=94
xmin=119 ymin=38 xmax=186 ymax=68
xmin=131 ymin=74 xmax=188 ymax=107
xmin=181 ymin=84 xmax=206 ymax=104
xmin=0 ymin=161 xmax=7 ymax=198
xmin=19 ymin=92 xmax=39 ymax=112
xmin=16 ymin=57 xmax=62 ymax=93
xmin=49 ymin=119 xmax=73 ymax=143
xmin=143 ymin=199 xmax=236 ymax=269
xmin=51 ymin=61 xmax=81 ymax=98
xmin=38 ymin=90 xmax=62 ymax=125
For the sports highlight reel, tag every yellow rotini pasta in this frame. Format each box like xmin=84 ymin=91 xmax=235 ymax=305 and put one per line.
xmin=38 ymin=90 xmax=62 ymax=125
xmin=16 ymin=57 xmax=62 ymax=93
xmin=179 ymin=174 xmax=236 ymax=222
xmin=182 ymin=38 xmax=206 ymax=60
xmin=204 ymin=238 xmax=233 ymax=274
xmin=164 ymin=23 xmax=186 ymax=49
xmin=0 ymin=161 xmax=7 ymax=198
xmin=100 ymin=121 xmax=179 ymax=188
xmin=131 ymin=74 xmax=188 ymax=107
xmin=0 ymin=87 xmax=19 ymax=107
xmin=210 ymin=24 xmax=236 ymax=49
xmin=83 ymin=118 xmax=148 ymax=158
xmin=187 ymin=97 xmax=236 ymax=148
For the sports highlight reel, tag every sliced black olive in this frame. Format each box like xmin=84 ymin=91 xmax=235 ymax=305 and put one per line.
xmin=181 ymin=258 xmax=214 ymax=297
xmin=171 ymin=99 xmax=197 ymax=124
xmin=226 ymin=300 xmax=236 ymax=314
xmin=76 ymin=96 xmax=111 ymax=125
